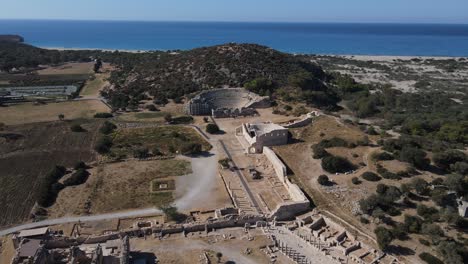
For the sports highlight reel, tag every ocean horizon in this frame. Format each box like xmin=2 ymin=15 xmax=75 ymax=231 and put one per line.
xmin=1 ymin=19 xmax=468 ymax=56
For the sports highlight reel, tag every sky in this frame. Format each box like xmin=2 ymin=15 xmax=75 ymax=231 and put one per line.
xmin=0 ymin=0 xmax=467 ymax=24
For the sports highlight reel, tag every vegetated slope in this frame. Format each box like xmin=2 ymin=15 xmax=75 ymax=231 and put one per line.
xmin=103 ymin=43 xmax=335 ymax=108
xmin=0 ymin=35 xmax=24 ymax=43
xmin=0 ymin=120 xmax=101 ymax=227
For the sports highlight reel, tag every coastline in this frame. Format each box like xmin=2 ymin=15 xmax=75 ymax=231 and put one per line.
xmin=42 ymin=46 xmax=151 ymax=53
xmin=41 ymin=46 xmax=467 ymax=60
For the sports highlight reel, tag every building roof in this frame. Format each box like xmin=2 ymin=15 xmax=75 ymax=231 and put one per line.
xmin=247 ymin=122 xmax=287 ymax=137
xmin=18 ymin=239 xmax=42 ymax=257
xmin=18 ymin=227 xmax=49 ymax=238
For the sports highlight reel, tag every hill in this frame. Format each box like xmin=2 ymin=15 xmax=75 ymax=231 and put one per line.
xmin=0 ymin=42 xmax=338 ymax=108
xmin=103 ymin=43 xmax=338 ymax=109
xmin=0 ymin=35 xmax=24 ymax=43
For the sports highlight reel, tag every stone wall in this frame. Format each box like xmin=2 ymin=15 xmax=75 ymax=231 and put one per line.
xmin=263 ymin=147 xmax=310 ymax=220
xmin=283 ymin=111 xmax=319 ymax=129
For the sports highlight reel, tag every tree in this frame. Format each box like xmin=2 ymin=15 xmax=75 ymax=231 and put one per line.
xmin=421 ymin=223 xmax=444 ymax=243
xmin=206 ymin=123 xmax=220 ymax=134
xmin=58 ymin=114 xmax=65 ymax=121
xmin=444 ymin=173 xmax=467 ymax=195
xmin=403 ymin=214 xmax=423 ymax=233
xmin=159 ymin=205 xmax=187 ymax=223
xmin=411 ymin=178 xmax=428 ymax=195
xmin=63 ymin=168 xmax=89 ymax=186
xmin=399 ymin=147 xmax=430 ymax=170
xmin=375 ymin=226 xmax=394 ymax=251
xmin=361 ymin=171 xmax=381 ymax=182
xmin=450 ymin=162 xmax=468 ymax=175
xmin=437 ymin=241 xmax=464 ymax=264
xmin=433 ymin=150 xmax=466 ymax=170
xmin=216 ymin=252 xmax=223 ymax=263
xmin=317 ymin=175 xmax=329 ymax=185
xmin=93 ymin=58 xmax=102 ymax=73
xmin=321 ymin=155 xmax=355 ymax=173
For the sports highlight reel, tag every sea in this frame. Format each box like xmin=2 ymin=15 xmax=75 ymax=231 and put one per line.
xmin=1 ymin=20 xmax=468 ymax=56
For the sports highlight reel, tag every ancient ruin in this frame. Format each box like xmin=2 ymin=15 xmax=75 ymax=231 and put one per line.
xmin=236 ymin=122 xmax=289 ymax=153
xmin=185 ymin=88 xmax=270 ymax=117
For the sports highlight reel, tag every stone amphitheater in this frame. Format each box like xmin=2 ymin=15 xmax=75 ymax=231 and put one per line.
xmin=185 ymin=88 xmax=270 ymax=118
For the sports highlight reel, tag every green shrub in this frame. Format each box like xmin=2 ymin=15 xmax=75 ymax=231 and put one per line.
xmin=375 ymin=226 xmax=394 ymax=251
xmin=351 ymin=177 xmax=361 ymax=185
xmin=180 ymin=143 xmax=202 ymax=155
xmin=70 ymin=124 xmax=85 ymax=132
xmin=360 ymin=217 xmax=370 ymax=224
xmin=372 ymin=152 xmax=394 ymax=161
xmin=133 ymin=147 xmax=150 ymax=159
xmin=145 ymin=104 xmax=159 ymax=111
xmin=399 ymin=147 xmax=430 ymax=170
xmin=37 ymin=165 xmax=67 ymax=207
xmin=361 ymin=171 xmax=381 ymax=182
xmin=317 ymin=175 xmax=329 ymax=185
xmin=99 ymin=121 xmax=117 ymax=134
xmin=74 ymin=161 xmax=87 ymax=170
xmin=433 ymin=150 xmax=466 ymax=170
xmin=94 ymin=112 xmax=113 ymax=118
xmin=321 ymin=155 xmax=356 ymax=173
xmin=94 ymin=136 xmax=113 ymax=154
xmin=312 ymin=144 xmax=329 ymax=159
xmin=419 ymin=238 xmax=430 ymax=246
xmin=403 ymin=214 xmax=423 ymax=233
xmin=63 ymin=169 xmax=89 ymax=186
xmin=206 ymin=123 xmax=220 ymax=134
xmin=419 ymin=252 xmax=443 ymax=264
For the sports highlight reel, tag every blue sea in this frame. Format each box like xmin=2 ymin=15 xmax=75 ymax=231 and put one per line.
xmin=1 ymin=20 xmax=468 ymax=56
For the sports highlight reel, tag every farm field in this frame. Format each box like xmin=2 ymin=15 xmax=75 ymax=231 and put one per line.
xmin=0 ymin=120 xmax=102 ymax=227
xmin=110 ymin=125 xmax=211 ymax=157
xmin=115 ymin=111 xmax=170 ymax=123
xmin=0 ymin=100 xmax=110 ymax=125
xmin=79 ymin=64 xmax=113 ymax=96
xmin=36 ymin=62 xmax=94 ymax=75
xmin=48 ymin=159 xmax=191 ymax=218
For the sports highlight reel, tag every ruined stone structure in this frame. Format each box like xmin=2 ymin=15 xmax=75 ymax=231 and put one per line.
xmin=185 ymin=88 xmax=270 ymax=117
xmin=237 ymin=122 xmax=289 ymax=153
xmin=263 ymin=147 xmax=310 ymax=220
xmin=282 ymin=111 xmax=320 ymax=128
xmin=457 ymin=198 xmax=468 ymax=218
xmin=11 ymin=230 xmax=130 ymax=264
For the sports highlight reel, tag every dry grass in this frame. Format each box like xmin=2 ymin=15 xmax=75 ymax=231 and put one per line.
xmin=0 ymin=120 xmax=102 ymax=227
xmin=0 ymin=235 xmax=16 ymax=264
xmin=0 ymin=100 xmax=110 ymax=125
xmin=80 ymin=76 xmax=106 ymax=96
xmin=48 ymin=159 xmax=191 ymax=218
xmin=115 ymin=111 xmax=170 ymax=123
xmin=36 ymin=62 xmax=94 ymax=75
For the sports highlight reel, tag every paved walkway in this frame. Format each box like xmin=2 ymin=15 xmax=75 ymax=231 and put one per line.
xmin=219 ymin=139 xmax=261 ymax=214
